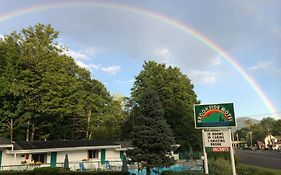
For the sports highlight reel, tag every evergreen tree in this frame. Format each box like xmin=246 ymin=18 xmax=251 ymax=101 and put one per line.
xmin=129 ymin=61 xmax=201 ymax=151
xmin=129 ymin=89 xmax=175 ymax=175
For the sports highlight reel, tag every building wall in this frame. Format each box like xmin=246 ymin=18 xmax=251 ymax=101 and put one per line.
xmin=1 ymin=151 xmax=26 ymax=166
xmin=55 ymin=150 xmax=88 ymax=163
xmin=105 ymin=149 xmax=121 ymax=161
xmin=0 ymin=147 xmax=122 ymax=169
xmin=105 ymin=149 xmax=122 ymax=167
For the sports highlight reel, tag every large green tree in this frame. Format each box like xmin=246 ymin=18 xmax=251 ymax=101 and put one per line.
xmin=129 ymin=61 xmax=200 ymax=150
xmin=0 ymin=24 xmax=125 ymax=141
xmin=129 ymin=89 xmax=175 ymax=175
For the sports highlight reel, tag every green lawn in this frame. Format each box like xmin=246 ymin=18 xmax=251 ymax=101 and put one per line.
xmin=161 ymin=160 xmax=281 ymax=175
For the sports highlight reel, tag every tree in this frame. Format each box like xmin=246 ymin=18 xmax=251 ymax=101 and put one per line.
xmin=272 ymin=119 xmax=281 ymax=136
xmin=130 ymin=61 xmax=200 ymax=150
xmin=260 ymin=117 xmax=275 ymax=134
xmin=0 ymin=23 xmax=125 ymax=141
xmin=129 ymin=89 xmax=175 ymax=175
xmin=235 ymin=117 xmax=279 ymax=146
xmin=89 ymin=94 xmax=127 ymax=140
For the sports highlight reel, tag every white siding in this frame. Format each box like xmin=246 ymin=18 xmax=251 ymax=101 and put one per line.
xmin=1 ymin=151 xmax=30 ymax=166
xmin=55 ymin=150 xmax=88 ymax=163
xmin=1 ymin=147 xmax=122 ymax=170
xmin=106 ymin=149 xmax=120 ymax=161
xmin=105 ymin=149 xmax=122 ymax=167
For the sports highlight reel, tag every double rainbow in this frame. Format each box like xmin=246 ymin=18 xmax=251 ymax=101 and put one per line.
xmin=0 ymin=1 xmax=277 ymax=114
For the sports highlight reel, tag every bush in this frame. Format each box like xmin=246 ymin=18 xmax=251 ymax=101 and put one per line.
xmin=160 ymin=170 xmax=204 ymax=175
xmin=0 ymin=171 xmax=33 ymax=175
xmin=33 ymin=167 xmax=61 ymax=175
xmin=208 ymin=158 xmax=232 ymax=175
xmin=0 ymin=170 xmax=129 ymax=175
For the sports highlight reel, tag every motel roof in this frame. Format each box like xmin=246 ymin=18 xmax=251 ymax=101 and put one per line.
xmin=0 ymin=137 xmax=13 ymax=145
xmin=13 ymin=139 xmax=119 ymax=150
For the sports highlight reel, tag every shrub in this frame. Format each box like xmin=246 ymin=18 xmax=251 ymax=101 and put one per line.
xmin=160 ymin=170 xmax=204 ymax=175
xmin=0 ymin=170 xmax=129 ymax=175
xmin=0 ymin=171 xmax=33 ymax=175
xmin=33 ymin=167 xmax=60 ymax=175
xmin=208 ymin=158 xmax=232 ymax=175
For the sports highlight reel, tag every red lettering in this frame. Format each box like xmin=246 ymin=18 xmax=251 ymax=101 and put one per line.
xmin=212 ymin=147 xmax=229 ymax=152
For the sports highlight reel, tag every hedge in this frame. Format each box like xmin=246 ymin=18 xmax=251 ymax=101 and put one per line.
xmin=160 ymin=170 xmax=204 ymax=175
xmin=0 ymin=167 xmax=130 ymax=175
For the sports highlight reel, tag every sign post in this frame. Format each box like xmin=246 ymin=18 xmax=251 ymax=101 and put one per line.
xmin=194 ymin=103 xmax=237 ymax=175
xmin=202 ymin=130 xmax=209 ymax=174
xmin=229 ymin=129 xmax=237 ymax=175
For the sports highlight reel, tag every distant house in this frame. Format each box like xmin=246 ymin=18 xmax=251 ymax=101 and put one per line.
xmin=257 ymin=140 xmax=265 ymax=150
xmin=264 ymin=134 xmax=280 ymax=150
xmin=0 ymin=137 xmax=124 ymax=171
xmin=275 ymin=136 xmax=281 ymax=150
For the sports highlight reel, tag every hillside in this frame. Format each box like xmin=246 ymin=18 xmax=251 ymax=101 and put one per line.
xmin=234 ymin=117 xmax=260 ymax=131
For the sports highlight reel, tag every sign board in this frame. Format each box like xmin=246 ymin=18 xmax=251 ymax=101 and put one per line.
xmin=212 ymin=147 xmax=230 ymax=152
xmin=203 ymin=130 xmax=231 ymax=147
xmin=194 ymin=103 xmax=236 ymax=128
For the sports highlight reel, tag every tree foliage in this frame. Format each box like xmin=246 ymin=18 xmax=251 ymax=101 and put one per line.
xmin=128 ymin=89 xmax=175 ymax=175
xmin=129 ymin=61 xmax=200 ymax=150
xmin=235 ymin=117 xmax=281 ymax=146
xmin=0 ymin=24 xmax=126 ymax=141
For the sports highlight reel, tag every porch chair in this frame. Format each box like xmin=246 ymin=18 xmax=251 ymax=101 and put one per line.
xmin=105 ymin=160 xmax=111 ymax=169
xmin=79 ymin=162 xmax=89 ymax=171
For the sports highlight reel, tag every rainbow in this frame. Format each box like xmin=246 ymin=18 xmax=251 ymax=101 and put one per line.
xmin=0 ymin=1 xmax=277 ymax=114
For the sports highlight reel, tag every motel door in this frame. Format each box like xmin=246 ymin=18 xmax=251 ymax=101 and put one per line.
xmin=120 ymin=151 xmax=124 ymax=160
xmin=101 ymin=149 xmax=105 ymax=165
xmin=0 ymin=151 xmax=2 ymax=168
xmin=50 ymin=152 xmax=57 ymax=167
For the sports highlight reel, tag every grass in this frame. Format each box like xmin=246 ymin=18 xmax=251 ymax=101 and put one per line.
xmin=208 ymin=158 xmax=281 ymax=175
xmin=237 ymin=163 xmax=281 ymax=175
xmin=160 ymin=158 xmax=281 ymax=175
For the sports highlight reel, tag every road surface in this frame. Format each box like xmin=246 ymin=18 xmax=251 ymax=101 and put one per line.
xmin=236 ymin=149 xmax=281 ymax=170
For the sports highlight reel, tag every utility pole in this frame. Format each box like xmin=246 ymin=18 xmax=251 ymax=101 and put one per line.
xmin=249 ymin=132 xmax=253 ymax=147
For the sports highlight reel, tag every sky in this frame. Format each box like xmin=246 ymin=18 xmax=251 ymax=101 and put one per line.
xmin=0 ymin=0 xmax=280 ymax=119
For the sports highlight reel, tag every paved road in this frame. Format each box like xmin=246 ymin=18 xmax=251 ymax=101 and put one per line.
xmin=236 ymin=149 xmax=281 ymax=170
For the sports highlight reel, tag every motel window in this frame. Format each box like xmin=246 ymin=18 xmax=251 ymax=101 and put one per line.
xmin=32 ymin=153 xmax=47 ymax=163
xmin=88 ymin=150 xmax=99 ymax=159
xmin=25 ymin=154 xmax=29 ymax=160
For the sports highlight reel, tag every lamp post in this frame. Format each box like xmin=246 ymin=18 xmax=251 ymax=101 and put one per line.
xmin=236 ymin=133 xmax=239 ymax=148
xmin=249 ymin=132 xmax=253 ymax=147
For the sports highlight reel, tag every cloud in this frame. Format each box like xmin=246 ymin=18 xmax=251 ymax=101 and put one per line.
xmin=248 ymin=61 xmax=271 ymax=72
xmin=101 ymin=65 xmax=121 ymax=74
xmin=0 ymin=34 xmax=4 ymax=39
xmin=63 ymin=49 xmax=89 ymax=60
xmin=210 ymin=56 xmax=222 ymax=66
xmin=189 ymin=69 xmax=217 ymax=85
xmin=50 ymin=9 xmax=220 ymax=70
xmin=65 ymin=49 xmax=91 ymax=69
xmin=154 ymin=47 xmax=175 ymax=64
xmin=91 ymin=64 xmax=121 ymax=75
xmin=75 ymin=60 xmax=89 ymax=69
xmin=81 ymin=47 xmax=100 ymax=57
xmin=272 ymin=67 xmax=281 ymax=78
xmin=92 ymin=64 xmax=100 ymax=70
xmin=63 ymin=47 xmax=100 ymax=61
